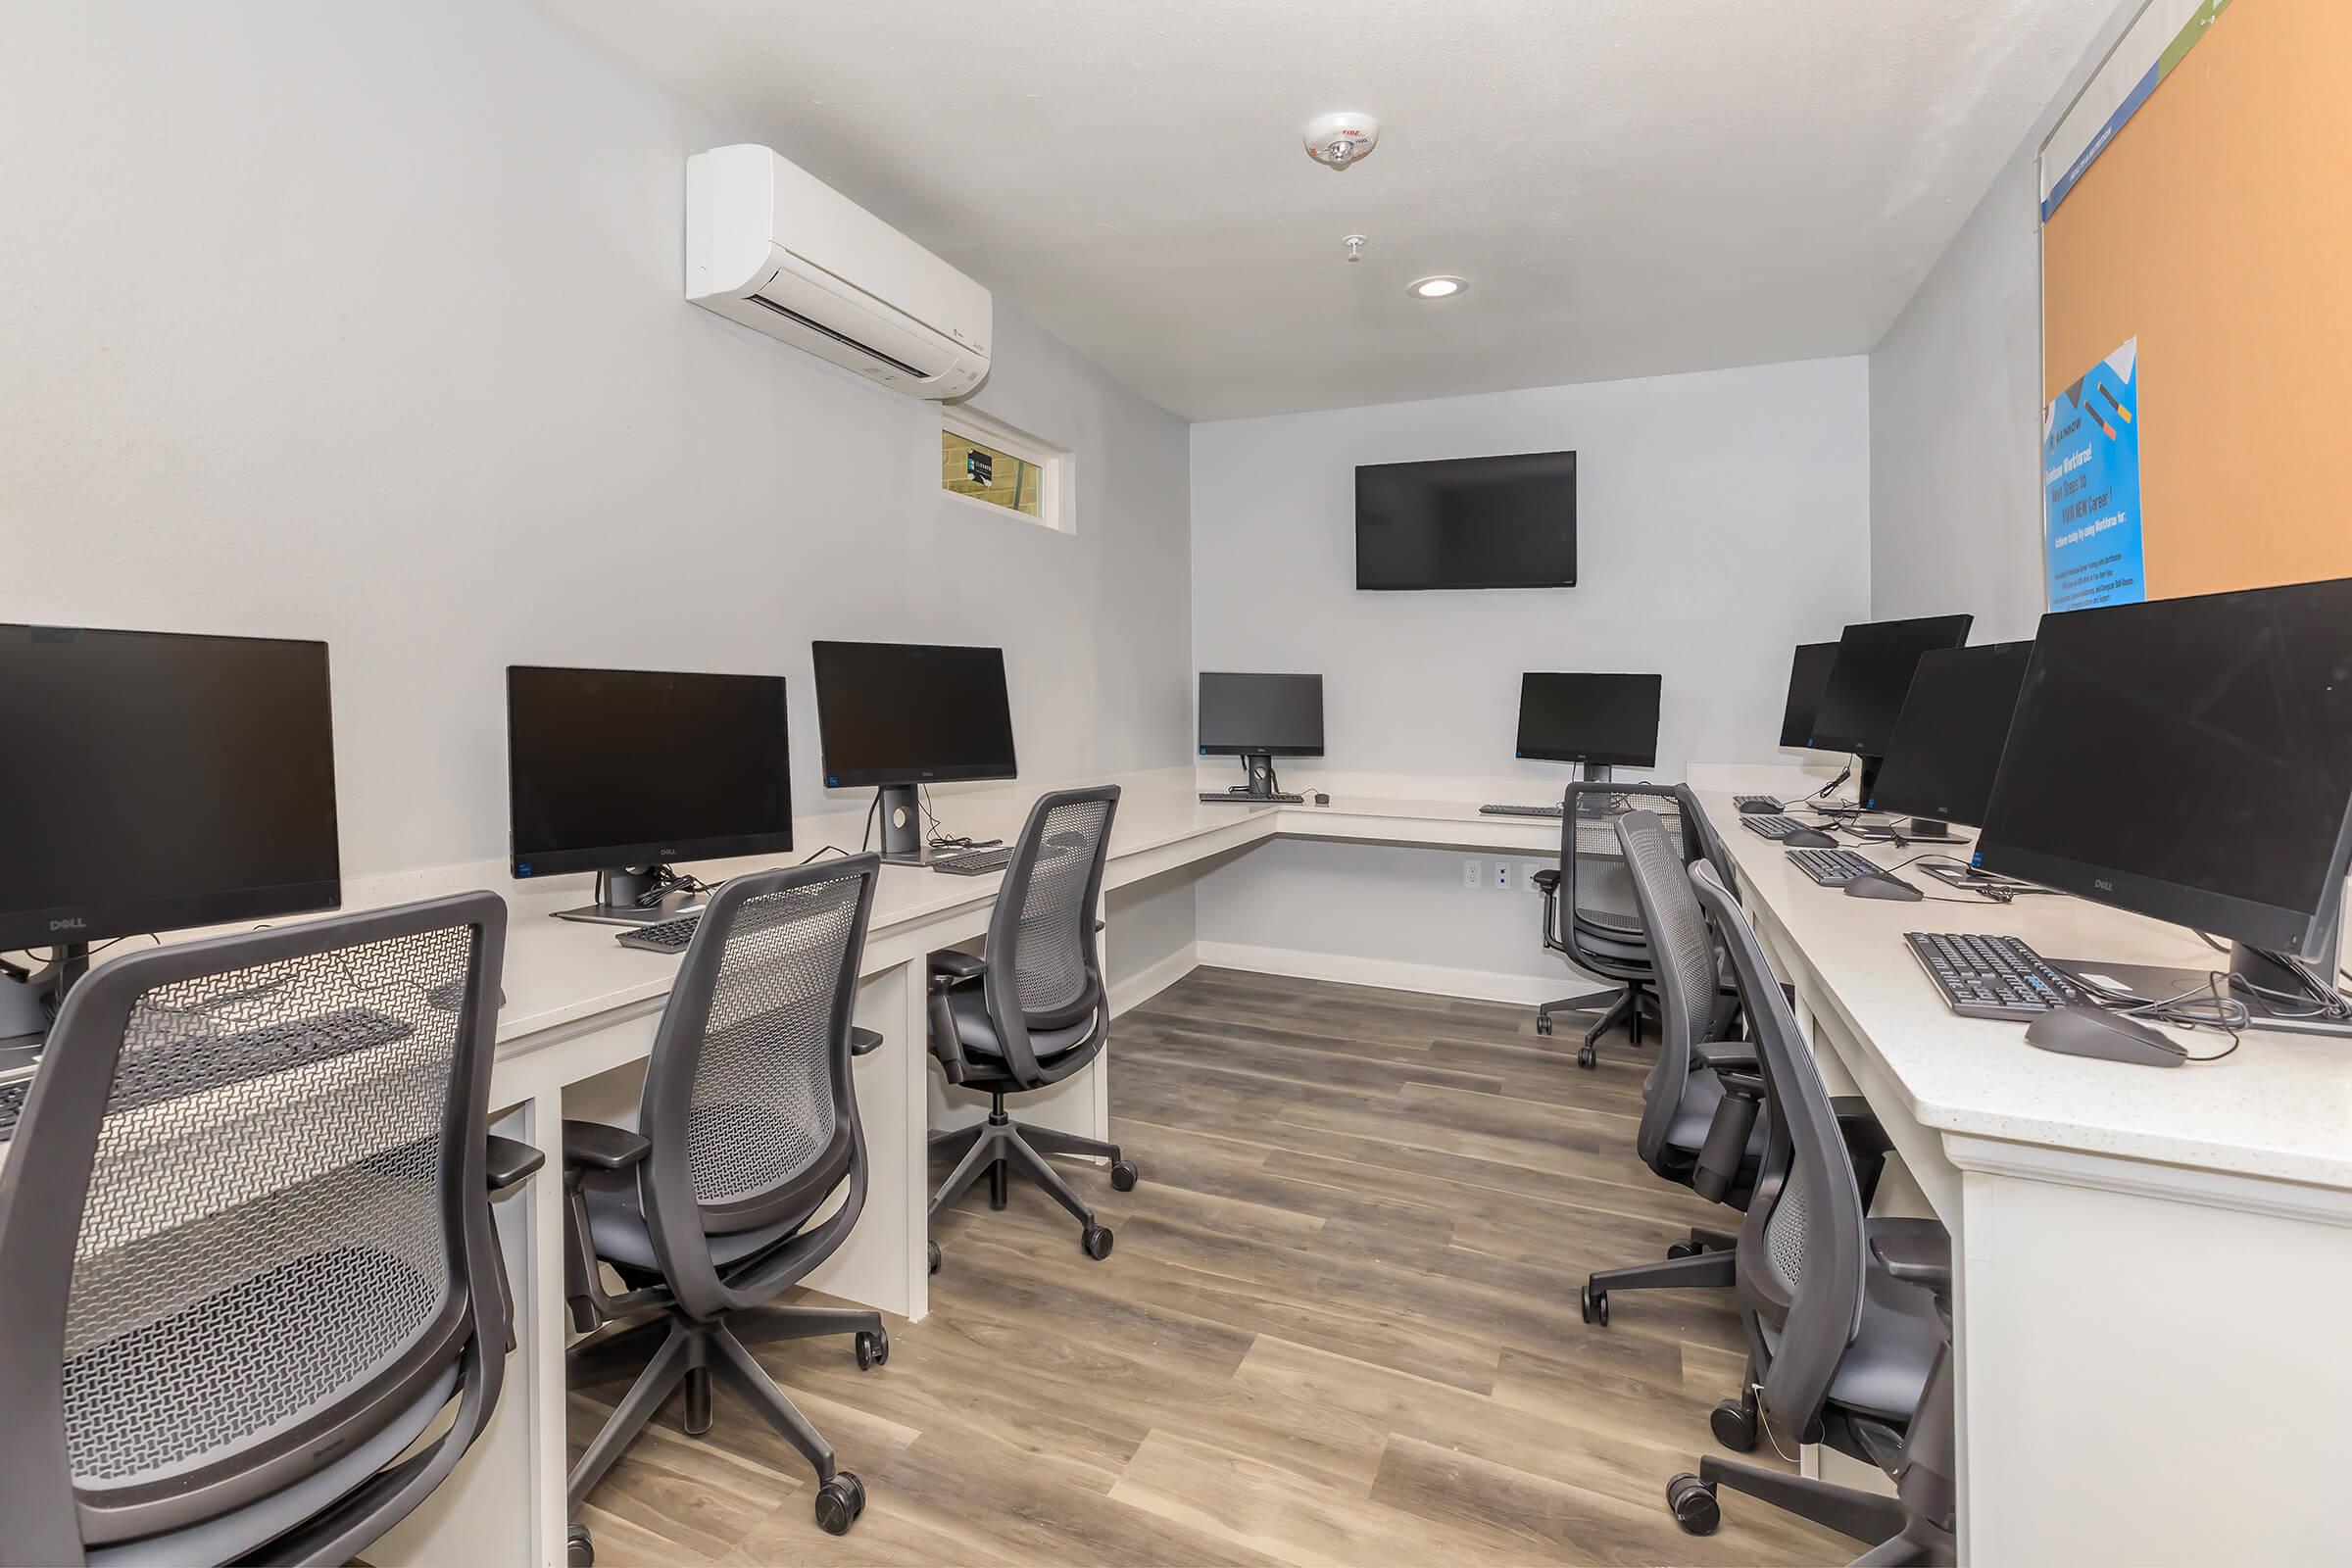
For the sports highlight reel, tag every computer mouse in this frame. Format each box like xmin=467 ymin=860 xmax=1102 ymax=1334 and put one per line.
xmin=1782 ymin=826 xmax=1838 ymax=848
xmin=1737 ymin=800 xmax=1777 ymax=814
xmin=1841 ymin=871 xmax=1924 ymax=902
xmin=1313 ymin=792 xmax=1330 ymax=807
xmin=2025 ymin=1003 xmax=2185 ymax=1068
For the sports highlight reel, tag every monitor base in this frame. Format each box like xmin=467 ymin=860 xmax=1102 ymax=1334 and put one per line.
xmin=0 ymin=943 xmax=86 ymax=1051
xmin=1896 ymin=817 xmax=1970 ymax=844
xmin=2052 ymin=948 xmax=2352 ymax=1039
xmin=551 ymin=867 xmax=708 ymax=927
xmin=1574 ymin=760 xmax=1615 ymax=817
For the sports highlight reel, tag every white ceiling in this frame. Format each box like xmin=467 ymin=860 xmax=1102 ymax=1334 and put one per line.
xmin=546 ymin=0 xmax=2110 ymax=420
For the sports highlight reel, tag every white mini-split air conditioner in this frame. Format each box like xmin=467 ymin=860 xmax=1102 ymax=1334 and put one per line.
xmin=685 ymin=144 xmax=992 ymax=400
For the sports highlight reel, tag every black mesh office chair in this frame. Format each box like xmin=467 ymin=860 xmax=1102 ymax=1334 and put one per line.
xmin=563 ymin=856 xmax=887 ymax=1550
xmin=1533 ymin=781 xmax=1686 ymax=1066
xmin=1577 ymin=810 xmax=1757 ymax=1334
xmin=0 ymin=894 xmax=542 ymax=1568
xmin=927 ymin=785 xmax=1132 ymax=1267
xmin=1665 ymin=861 xmax=1957 ymax=1565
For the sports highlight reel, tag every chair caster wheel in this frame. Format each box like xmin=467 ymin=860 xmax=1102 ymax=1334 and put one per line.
xmin=1576 ymin=1043 xmax=1597 ymax=1069
xmin=1666 ymin=1473 xmax=1720 ymax=1536
xmin=1580 ymin=1282 xmax=1608 ymax=1325
xmin=1110 ymin=1159 xmax=1139 ymax=1192
xmin=927 ymin=1240 xmax=941 ymax=1274
xmin=856 ymin=1327 xmax=889 ymax=1370
xmin=813 ymin=1471 xmax=865 ymax=1536
xmin=1082 ymin=1224 xmax=1114 ymax=1260
xmin=566 ymin=1524 xmax=595 ymax=1566
xmin=1710 ymin=1396 xmax=1758 ymax=1452
xmin=1536 ymin=1013 xmax=1554 ymax=1037
xmin=1666 ymin=1240 xmax=1701 ymax=1260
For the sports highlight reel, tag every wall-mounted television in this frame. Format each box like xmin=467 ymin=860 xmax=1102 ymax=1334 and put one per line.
xmin=1355 ymin=450 xmax=1578 ymax=591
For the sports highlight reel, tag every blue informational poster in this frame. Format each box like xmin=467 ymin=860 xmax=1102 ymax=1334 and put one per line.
xmin=2042 ymin=339 xmax=2145 ymax=612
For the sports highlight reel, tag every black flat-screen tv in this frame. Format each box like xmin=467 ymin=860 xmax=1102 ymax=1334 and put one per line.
xmin=1355 ymin=450 xmax=1577 ymax=590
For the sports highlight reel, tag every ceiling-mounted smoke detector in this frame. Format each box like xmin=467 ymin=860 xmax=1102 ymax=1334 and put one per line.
xmin=1303 ymin=111 xmax=1379 ymax=172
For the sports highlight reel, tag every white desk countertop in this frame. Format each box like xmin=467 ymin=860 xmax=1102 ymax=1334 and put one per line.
xmin=1698 ymin=786 xmax=2352 ymax=1190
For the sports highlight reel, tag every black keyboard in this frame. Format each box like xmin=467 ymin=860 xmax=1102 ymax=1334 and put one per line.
xmin=1735 ymin=795 xmax=1784 ymax=813
xmin=0 ymin=1005 xmax=414 ymax=1142
xmin=1788 ymin=848 xmax=1885 ymax=886
xmin=617 ymin=915 xmax=701 ymax=953
xmin=932 ymin=847 xmax=1013 ymax=876
xmin=1739 ymin=814 xmax=1810 ymax=840
xmin=1906 ymin=932 xmax=2089 ymax=1020
xmin=1479 ymin=803 xmax=1564 ymax=818
xmin=1199 ymin=792 xmax=1302 ymax=805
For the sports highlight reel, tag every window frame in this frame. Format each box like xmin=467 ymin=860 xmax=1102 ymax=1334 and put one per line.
xmin=939 ymin=408 xmax=1072 ymax=534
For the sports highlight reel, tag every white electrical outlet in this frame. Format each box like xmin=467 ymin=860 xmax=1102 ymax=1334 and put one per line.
xmin=1461 ymin=858 xmax=1483 ymax=889
xmin=1493 ymin=860 xmax=1513 ymax=891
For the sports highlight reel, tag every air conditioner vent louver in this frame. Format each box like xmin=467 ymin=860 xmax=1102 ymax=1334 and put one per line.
xmin=746 ymin=292 xmax=927 ymax=380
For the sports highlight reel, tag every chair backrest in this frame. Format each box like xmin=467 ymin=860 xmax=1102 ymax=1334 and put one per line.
xmin=1688 ymin=859 xmax=1869 ymax=1443
xmin=0 ymin=894 xmax=511 ymax=1565
xmin=982 ymin=785 xmax=1120 ymax=1075
xmin=1559 ymin=781 xmax=1687 ymax=966
xmin=638 ymin=856 xmax=879 ymax=1285
xmin=1615 ymin=810 xmax=1725 ymax=1171
xmin=1674 ymin=782 xmax=1740 ymax=889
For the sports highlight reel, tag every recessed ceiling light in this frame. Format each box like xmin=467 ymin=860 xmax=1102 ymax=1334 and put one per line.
xmin=1408 ymin=275 xmax=1466 ymax=300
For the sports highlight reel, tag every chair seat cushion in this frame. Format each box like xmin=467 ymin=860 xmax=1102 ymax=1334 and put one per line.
xmin=582 ymin=1178 xmax=810 ymax=1274
xmin=943 ymin=978 xmax=1099 ymax=1060
xmin=1764 ymin=1217 xmax=1948 ymax=1422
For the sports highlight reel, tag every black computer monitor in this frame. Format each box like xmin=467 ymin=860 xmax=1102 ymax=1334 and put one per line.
xmin=1 ymin=624 xmax=341 ymax=1023
xmin=507 ymin=665 xmax=793 ymax=921
xmin=1515 ymin=672 xmax=1660 ymax=782
xmin=1810 ymin=613 xmax=1975 ymax=798
xmin=1778 ymin=642 xmax=1840 ymax=750
xmin=810 ymin=641 xmax=1017 ymax=864
xmin=1866 ymin=641 xmax=2033 ymax=837
xmin=1198 ymin=672 xmax=1323 ymax=800
xmin=1976 ymin=577 xmax=2352 ymax=1035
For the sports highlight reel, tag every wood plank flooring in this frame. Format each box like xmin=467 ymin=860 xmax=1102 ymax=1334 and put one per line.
xmin=568 ymin=966 xmax=1848 ymax=1566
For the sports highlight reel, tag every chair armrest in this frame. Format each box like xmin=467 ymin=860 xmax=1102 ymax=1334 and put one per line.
xmin=850 ymin=1025 xmax=885 ymax=1056
xmin=563 ymin=1119 xmax=650 ymax=1173
xmin=929 ymin=950 xmax=989 ymax=984
xmin=1871 ymin=1229 xmax=1953 ymax=1295
xmin=1530 ymin=868 xmax=1560 ymax=894
xmin=484 ymin=1135 xmax=546 ymax=1193
xmin=1692 ymin=1041 xmax=1757 ymax=1074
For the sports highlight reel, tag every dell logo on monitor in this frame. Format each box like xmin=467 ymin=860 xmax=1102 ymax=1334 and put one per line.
xmin=2094 ymin=878 xmax=2116 ymax=893
xmin=50 ymin=916 xmax=86 ymax=931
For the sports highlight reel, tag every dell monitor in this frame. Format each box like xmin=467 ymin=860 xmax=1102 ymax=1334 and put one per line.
xmin=810 ymin=641 xmax=1017 ymax=864
xmin=1199 ymin=672 xmax=1323 ymax=800
xmin=1865 ymin=640 xmax=2034 ymax=841
xmin=1778 ymin=642 xmax=1841 ymax=750
xmin=508 ymin=665 xmax=793 ymax=922
xmin=1809 ymin=613 xmax=1975 ymax=801
xmin=1515 ymin=672 xmax=1661 ymax=787
xmin=1355 ymin=451 xmax=1577 ymax=591
xmin=1976 ymin=577 xmax=2352 ymax=1036
xmin=1 ymin=624 xmax=341 ymax=1036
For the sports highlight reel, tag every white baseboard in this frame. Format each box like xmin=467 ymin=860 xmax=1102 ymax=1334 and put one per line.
xmin=1192 ymin=940 xmax=1561 ymax=1006
xmin=1108 ymin=941 xmax=1200 ymax=1018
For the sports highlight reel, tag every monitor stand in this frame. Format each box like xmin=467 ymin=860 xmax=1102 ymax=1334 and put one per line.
xmin=1895 ymin=816 xmax=1970 ymax=844
xmin=875 ymin=783 xmax=933 ymax=866
xmin=1212 ymin=754 xmax=1288 ymax=803
xmin=1573 ymin=760 xmax=1617 ymax=816
xmin=2053 ymin=936 xmax=2352 ymax=1040
xmin=552 ymin=866 xmax=709 ymax=927
xmin=1 ymin=943 xmax=88 ymax=1050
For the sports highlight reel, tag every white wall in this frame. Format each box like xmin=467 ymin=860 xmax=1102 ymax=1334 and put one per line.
xmin=0 ymin=1 xmax=1194 ymax=889
xmin=1188 ymin=358 xmax=1872 ymax=996
xmin=1867 ymin=0 xmax=2144 ymax=643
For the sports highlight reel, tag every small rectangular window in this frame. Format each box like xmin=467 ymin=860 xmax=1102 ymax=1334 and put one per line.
xmin=940 ymin=411 xmax=1070 ymax=533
